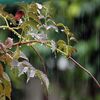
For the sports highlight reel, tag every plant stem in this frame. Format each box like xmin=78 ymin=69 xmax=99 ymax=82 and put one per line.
xmin=13 ymin=39 xmax=100 ymax=88
xmin=68 ymin=56 xmax=100 ymax=88
xmin=13 ymin=40 xmax=47 ymax=46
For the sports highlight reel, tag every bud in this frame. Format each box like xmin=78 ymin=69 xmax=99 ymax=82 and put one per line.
xmin=14 ymin=11 xmax=24 ymax=21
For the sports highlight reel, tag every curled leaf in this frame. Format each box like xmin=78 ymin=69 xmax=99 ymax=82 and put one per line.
xmin=17 ymin=60 xmax=35 ymax=82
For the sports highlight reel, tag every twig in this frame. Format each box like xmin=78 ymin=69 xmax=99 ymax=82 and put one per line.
xmin=46 ymin=43 xmax=100 ymax=88
xmin=68 ymin=56 xmax=100 ymax=88
xmin=13 ymin=40 xmax=47 ymax=46
xmin=0 ymin=14 xmax=9 ymax=26
xmin=0 ymin=15 xmax=99 ymax=88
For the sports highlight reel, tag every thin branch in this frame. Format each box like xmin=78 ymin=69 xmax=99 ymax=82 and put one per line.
xmin=68 ymin=56 xmax=100 ymax=88
xmin=46 ymin=43 xmax=100 ymax=88
xmin=0 ymin=14 xmax=9 ymax=26
xmin=0 ymin=25 xmax=24 ymax=39
xmin=13 ymin=40 xmax=47 ymax=47
xmin=8 ymin=27 xmax=25 ymax=39
xmin=0 ymin=25 xmax=9 ymax=29
xmin=13 ymin=39 xmax=100 ymax=87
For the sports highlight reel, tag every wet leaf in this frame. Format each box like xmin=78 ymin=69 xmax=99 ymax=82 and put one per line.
xmin=51 ymin=40 xmax=56 ymax=52
xmin=30 ymin=32 xmax=47 ymax=40
xmin=36 ymin=3 xmax=43 ymax=9
xmin=26 ymin=67 xmax=35 ymax=82
xmin=45 ymin=25 xmax=58 ymax=32
xmin=17 ymin=60 xmax=36 ymax=82
xmin=36 ymin=70 xmax=49 ymax=90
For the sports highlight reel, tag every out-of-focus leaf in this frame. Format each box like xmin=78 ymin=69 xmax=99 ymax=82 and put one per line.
xmin=0 ymin=63 xmax=3 ymax=77
xmin=0 ymin=42 xmax=6 ymax=51
xmin=51 ymin=40 xmax=56 ymax=52
xmin=19 ymin=52 xmax=29 ymax=61
xmin=45 ymin=25 xmax=58 ymax=32
xmin=4 ymin=37 xmax=13 ymax=49
xmin=64 ymin=45 xmax=77 ymax=57
xmin=18 ymin=67 xmax=28 ymax=76
xmin=35 ymin=70 xmax=49 ymax=90
xmin=70 ymin=36 xmax=77 ymax=42
xmin=11 ymin=59 xmax=19 ymax=67
xmin=20 ymin=20 xmax=39 ymax=32
xmin=17 ymin=60 xmax=36 ymax=82
xmin=26 ymin=67 xmax=35 ymax=82
xmin=30 ymin=33 xmax=47 ymax=40
xmin=28 ymin=12 xmax=41 ymax=24
xmin=13 ymin=47 xmax=20 ymax=59
xmin=0 ymin=72 xmax=11 ymax=100
xmin=29 ymin=3 xmax=39 ymax=14
xmin=57 ymin=40 xmax=76 ymax=57
xmin=57 ymin=40 xmax=66 ymax=46
xmin=0 ymin=53 xmax=12 ymax=65
xmin=3 ymin=72 xmax=11 ymax=100
xmin=36 ymin=3 xmax=43 ymax=9
xmin=0 ymin=8 xmax=16 ymax=26
xmin=0 ymin=4 xmax=5 ymax=10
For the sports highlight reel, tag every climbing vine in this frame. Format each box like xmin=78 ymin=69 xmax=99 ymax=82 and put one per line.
xmin=0 ymin=2 xmax=100 ymax=100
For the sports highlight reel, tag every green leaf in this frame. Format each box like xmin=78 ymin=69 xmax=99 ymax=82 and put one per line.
xmin=13 ymin=46 xmax=20 ymax=59
xmin=64 ymin=45 xmax=77 ymax=57
xmin=57 ymin=40 xmax=76 ymax=56
xmin=0 ymin=72 xmax=11 ymax=100
xmin=28 ymin=12 xmax=41 ymax=24
xmin=20 ymin=20 xmax=39 ymax=32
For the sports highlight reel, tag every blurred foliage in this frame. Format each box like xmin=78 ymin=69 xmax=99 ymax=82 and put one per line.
xmin=0 ymin=0 xmax=100 ymax=100
xmin=43 ymin=0 xmax=100 ymax=100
